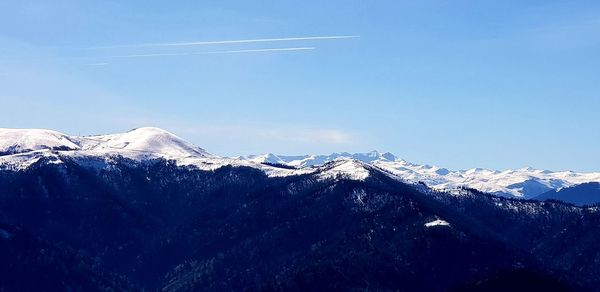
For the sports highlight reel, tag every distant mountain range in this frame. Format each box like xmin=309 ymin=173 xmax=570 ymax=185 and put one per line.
xmin=1 ymin=127 xmax=600 ymax=290
xmin=241 ymin=151 xmax=600 ymax=199
xmin=2 ymin=127 xmax=598 ymax=199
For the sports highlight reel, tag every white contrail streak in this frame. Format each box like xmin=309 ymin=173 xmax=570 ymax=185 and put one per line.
xmin=92 ymin=35 xmax=359 ymax=49
xmin=104 ymin=47 xmax=315 ymax=59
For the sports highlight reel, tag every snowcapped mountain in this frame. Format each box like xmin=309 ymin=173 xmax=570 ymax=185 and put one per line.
xmin=77 ymin=127 xmax=212 ymax=158
xmin=0 ymin=127 xmax=314 ymax=177
xmin=242 ymin=150 xmax=600 ymax=198
xmin=1 ymin=127 xmax=599 ymax=198
xmin=0 ymin=128 xmax=80 ymax=154
xmin=241 ymin=151 xmax=398 ymax=168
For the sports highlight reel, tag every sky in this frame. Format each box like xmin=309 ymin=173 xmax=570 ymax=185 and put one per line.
xmin=1 ymin=0 xmax=599 ymax=171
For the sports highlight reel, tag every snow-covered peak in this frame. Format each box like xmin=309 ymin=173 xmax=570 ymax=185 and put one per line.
xmin=0 ymin=127 xmax=217 ymax=171
xmin=350 ymin=150 xmax=398 ymax=163
xmin=242 ymin=153 xmax=285 ymax=164
xmin=0 ymin=128 xmax=80 ymax=155
xmin=317 ymin=158 xmax=372 ymax=180
xmin=240 ymin=150 xmax=403 ymax=168
xmin=85 ymin=127 xmax=211 ymax=158
xmin=0 ymin=127 xmax=315 ymax=178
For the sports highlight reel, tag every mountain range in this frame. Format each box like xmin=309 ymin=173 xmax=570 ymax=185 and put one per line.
xmin=2 ymin=127 xmax=599 ymax=200
xmin=241 ymin=151 xmax=600 ymax=199
xmin=1 ymin=127 xmax=600 ymax=290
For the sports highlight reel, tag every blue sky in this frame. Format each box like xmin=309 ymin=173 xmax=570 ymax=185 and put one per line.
xmin=1 ymin=0 xmax=599 ymax=171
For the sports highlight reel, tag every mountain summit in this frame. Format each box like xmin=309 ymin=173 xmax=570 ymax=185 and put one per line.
xmin=81 ymin=127 xmax=212 ymax=158
xmin=0 ymin=128 xmax=80 ymax=154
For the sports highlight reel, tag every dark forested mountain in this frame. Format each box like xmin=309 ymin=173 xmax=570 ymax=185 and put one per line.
xmin=0 ymin=221 xmax=133 ymax=291
xmin=534 ymin=182 xmax=600 ymax=206
xmin=0 ymin=156 xmax=598 ymax=291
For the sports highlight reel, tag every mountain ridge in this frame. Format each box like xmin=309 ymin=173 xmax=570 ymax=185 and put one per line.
xmin=242 ymin=150 xmax=600 ymax=198
xmin=1 ymin=127 xmax=599 ymax=199
xmin=534 ymin=182 xmax=600 ymax=206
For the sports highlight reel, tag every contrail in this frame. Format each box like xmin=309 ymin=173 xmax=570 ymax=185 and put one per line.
xmin=92 ymin=35 xmax=359 ymax=49
xmin=104 ymin=47 xmax=315 ymax=59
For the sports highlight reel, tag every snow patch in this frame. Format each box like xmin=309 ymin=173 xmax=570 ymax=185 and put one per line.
xmin=425 ymin=219 xmax=450 ymax=227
